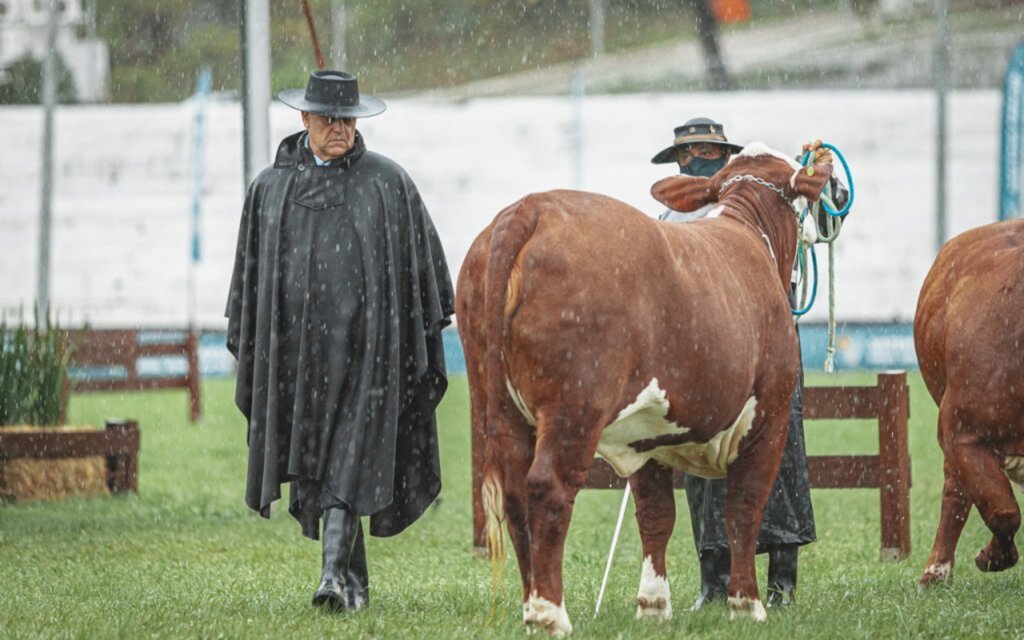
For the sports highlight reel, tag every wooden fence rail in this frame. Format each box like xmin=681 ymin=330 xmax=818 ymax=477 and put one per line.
xmin=471 ymin=371 xmax=911 ymax=561
xmin=61 ymin=329 xmax=201 ymax=424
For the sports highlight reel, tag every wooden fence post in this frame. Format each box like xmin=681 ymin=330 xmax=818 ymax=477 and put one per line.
xmin=105 ymin=419 xmax=139 ymax=494
xmin=877 ymin=372 xmax=911 ymax=561
xmin=186 ymin=330 xmax=202 ymax=423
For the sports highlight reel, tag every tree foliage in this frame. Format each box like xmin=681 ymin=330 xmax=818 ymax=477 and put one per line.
xmin=91 ymin=0 xmax=826 ymax=102
xmin=0 ymin=55 xmax=77 ymax=105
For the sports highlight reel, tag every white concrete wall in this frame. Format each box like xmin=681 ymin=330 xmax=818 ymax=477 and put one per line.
xmin=0 ymin=90 xmax=1003 ymax=327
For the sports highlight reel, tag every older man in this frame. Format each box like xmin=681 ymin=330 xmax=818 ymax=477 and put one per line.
xmin=226 ymin=70 xmax=454 ymax=612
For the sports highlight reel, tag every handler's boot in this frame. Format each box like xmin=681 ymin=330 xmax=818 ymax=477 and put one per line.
xmin=766 ymin=544 xmax=798 ymax=607
xmin=343 ymin=521 xmax=369 ymax=610
xmin=312 ymin=506 xmax=360 ymax=612
xmin=691 ymin=547 xmax=730 ymax=610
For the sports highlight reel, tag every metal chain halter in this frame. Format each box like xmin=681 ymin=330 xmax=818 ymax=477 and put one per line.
xmin=718 ymin=173 xmax=790 ymax=203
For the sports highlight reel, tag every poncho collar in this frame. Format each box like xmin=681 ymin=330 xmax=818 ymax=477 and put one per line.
xmin=274 ymin=130 xmax=367 ymax=171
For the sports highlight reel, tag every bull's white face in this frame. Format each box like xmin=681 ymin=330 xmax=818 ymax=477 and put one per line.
xmin=730 ymin=141 xmax=802 ymax=170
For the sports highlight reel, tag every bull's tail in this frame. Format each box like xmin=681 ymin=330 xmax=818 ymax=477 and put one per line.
xmin=482 ymin=197 xmax=541 ymax=611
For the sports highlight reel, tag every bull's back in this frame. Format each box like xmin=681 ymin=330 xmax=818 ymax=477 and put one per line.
xmin=915 ymin=220 xmax=1024 ymax=406
xmin=502 ymin=190 xmax=795 ymax=431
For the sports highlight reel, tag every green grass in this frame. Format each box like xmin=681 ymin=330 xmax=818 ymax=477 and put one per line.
xmin=3 ymin=372 xmax=1024 ymax=638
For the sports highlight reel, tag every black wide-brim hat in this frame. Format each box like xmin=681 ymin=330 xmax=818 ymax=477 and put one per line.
xmin=278 ymin=70 xmax=386 ymax=118
xmin=651 ymin=116 xmax=745 ymax=164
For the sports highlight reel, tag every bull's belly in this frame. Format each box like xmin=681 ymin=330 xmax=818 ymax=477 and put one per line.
xmin=595 ymin=379 xmax=758 ymax=479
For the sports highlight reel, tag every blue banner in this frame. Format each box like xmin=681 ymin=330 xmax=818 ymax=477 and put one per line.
xmin=1000 ymin=42 xmax=1024 ymax=221
xmin=120 ymin=325 xmax=919 ymax=380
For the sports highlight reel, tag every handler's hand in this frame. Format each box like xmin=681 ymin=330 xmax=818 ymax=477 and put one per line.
xmin=800 ymin=139 xmax=833 ymax=165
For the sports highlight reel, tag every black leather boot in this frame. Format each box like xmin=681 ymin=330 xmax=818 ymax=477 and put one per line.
xmin=343 ymin=520 xmax=369 ymax=610
xmin=312 ymin=507 xmax=360 ymax=612
xmin=766 ymin=544 xmax=798 ymax=607
xmin=691 ymin=547 xmax=730 ymax=610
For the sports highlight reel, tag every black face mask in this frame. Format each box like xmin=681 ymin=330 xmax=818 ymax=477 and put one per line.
xmin=680 ymin=156 xmax=727 ymax=178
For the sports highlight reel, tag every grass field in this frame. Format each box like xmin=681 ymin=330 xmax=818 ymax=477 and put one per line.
xmin=3 ymin=372 xmax=1024 ymax=639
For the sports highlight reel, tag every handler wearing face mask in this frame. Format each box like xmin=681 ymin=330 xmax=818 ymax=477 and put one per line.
xmin=649 ymin=117 xmax=819 ymax=609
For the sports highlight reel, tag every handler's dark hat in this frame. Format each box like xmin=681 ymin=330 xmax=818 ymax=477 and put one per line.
xmin=278 ymin=70 xmax=386 ymax=118
xmin=650 ymin=116 xmax=745 ymax=164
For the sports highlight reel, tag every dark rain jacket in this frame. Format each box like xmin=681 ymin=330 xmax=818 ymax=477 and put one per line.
xmin=226 ymin=130 xmax=454 ymax=540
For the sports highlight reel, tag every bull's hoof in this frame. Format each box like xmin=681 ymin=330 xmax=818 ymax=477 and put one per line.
xmin=727 ymin=595 xmax=767 ymax=622
xmin=975 ymin=542 xmax=1018 ymax=573
xmin=635 ymin=560 xmax=673 ymax=621
xmin=635 ymin=594 xmax=673 ymax=621
xmin=917 ymin=562 xmax=953 ymax=590
xmin=524 ymin=593 xmax=573 ymax=637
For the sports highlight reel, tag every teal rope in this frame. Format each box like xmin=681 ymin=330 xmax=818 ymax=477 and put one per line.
xmin=791 ymin=243 xmax=817 ymax=317
xmin=795 ymin=142 xmax=855 ymax=371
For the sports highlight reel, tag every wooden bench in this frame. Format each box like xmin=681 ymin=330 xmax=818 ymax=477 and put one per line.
xmin=0 ymin=419 xmax=140 ymax=494
xmin=62 ymin=329 xmax=201 ymax=424
xmin=471 ymin=371 xmax=911 ymax=561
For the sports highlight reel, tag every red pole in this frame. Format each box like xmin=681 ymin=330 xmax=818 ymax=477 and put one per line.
xmin=301 ymin=0 xmax=326 ymax=70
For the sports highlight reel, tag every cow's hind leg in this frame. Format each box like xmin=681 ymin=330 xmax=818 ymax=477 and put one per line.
xmin=523 ymin=410 xmax=605 ymax=637
xmin=937 ymin=403 xmax=1021 ymax=574
xmin=723 ymin=419 xmax=787 ymax=622
xmin=919 ymin=458 xmax=971 ymax=587
xmin=630 ymin=460 xmax=675 ymax=621
xmin=498 ymin=423 xmax=536 ymax=619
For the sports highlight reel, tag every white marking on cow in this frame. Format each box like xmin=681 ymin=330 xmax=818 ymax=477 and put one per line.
xmin=733 ymin=141 xmax=802 ymax=170
xmin=1003 ymin=456 xmax=1024 ymax=491
xmin=704 ymin=204 xmax=725 ymax=219
xmin=923 ymin=561 xmax=952 ymax=582
xmin=525 ymin=593 xmax=572 ymax=637
xmin=506 ymin=377 xmax=537 ymax=427
xmin=728 ymin=595 xmax=767 ymax=622
xmin=596 ymin=379 xmax=758 ymax=479
xmin=800 ymin=211 xmax=818 ymax=245
xmin=635 ymin=555 xmax=673 ymax=621
xmin=760 ymin=232 xmax=777 ymax=265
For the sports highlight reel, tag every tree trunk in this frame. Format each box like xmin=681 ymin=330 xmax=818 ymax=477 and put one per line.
xmin=688 ymin=0 xmax=732 ymax=91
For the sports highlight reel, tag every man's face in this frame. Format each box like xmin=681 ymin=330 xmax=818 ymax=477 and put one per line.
xmin=675 ymin=142 xmax=729 ymax=171
xmin=302 ymin=112 xmax=357 ymax=161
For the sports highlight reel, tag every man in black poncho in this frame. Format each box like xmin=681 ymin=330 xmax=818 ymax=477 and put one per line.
xmin=650 ymin=118 xmax=847 ymax=609
xmin=226 ymin=70 xmax=454 ymax=612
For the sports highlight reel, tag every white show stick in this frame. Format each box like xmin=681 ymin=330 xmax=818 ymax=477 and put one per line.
xmin=594 ymin=482 xmax=631 ymax=617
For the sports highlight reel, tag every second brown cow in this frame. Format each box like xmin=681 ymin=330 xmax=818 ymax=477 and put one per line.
xmin=915 ymin=218 xmax=1024 ymax=588
xmin=456 ymin=144 xmax=832 ymax=635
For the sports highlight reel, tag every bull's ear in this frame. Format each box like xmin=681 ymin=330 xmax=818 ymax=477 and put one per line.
xmin=789 ymin=163 xmax=833 ymax=202
xmin=651 ymin=175 xmax=715 ymax=211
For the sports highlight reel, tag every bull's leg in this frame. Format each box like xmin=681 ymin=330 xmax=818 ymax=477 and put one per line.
xmin=523 ymin=419 xmax=602 ymax=637
xmin=919 ymin=458 xmax=971 ymax=587
xmin=936 ymin=402 xmax=1021 ymax=574
xmin=630 ymin=460 xmax=675 ymax=621
xmin=499 ymin=427 xmax=536 ymax=617
xmin=723 ymin=419 xmax=787 ymax=622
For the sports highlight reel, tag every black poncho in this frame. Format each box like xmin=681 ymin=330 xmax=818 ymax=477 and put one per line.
xmin=226 ymin=131 xmax=454 ymax=539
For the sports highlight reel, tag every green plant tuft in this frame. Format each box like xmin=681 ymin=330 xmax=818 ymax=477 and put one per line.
xmin=0 ymin=307 xmax=72 ymax=426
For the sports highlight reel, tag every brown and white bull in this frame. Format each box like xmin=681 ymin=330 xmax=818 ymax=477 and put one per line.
xmin=456 ymin=144 xmax=832 ymax=636
xmin=915 ymin=218 xmax=1024 ymax=588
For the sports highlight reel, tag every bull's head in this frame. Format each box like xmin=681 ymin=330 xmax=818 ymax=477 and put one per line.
xmin=650 ymin=142 xmax=833 ymax=235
